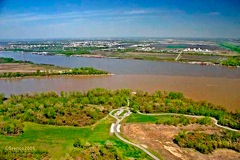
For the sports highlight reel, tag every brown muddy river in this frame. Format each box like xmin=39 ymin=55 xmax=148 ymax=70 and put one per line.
xmin=1 ymin=75 xmax=239 ymax=111
xmin=0 ymin=51 xmax=239 ymax=111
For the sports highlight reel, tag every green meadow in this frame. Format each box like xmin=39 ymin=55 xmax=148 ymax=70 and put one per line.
xmin=124 ymin=113 xmax=212 ymax=126
xmin=0 ymin=116 xmax=150 ymax=159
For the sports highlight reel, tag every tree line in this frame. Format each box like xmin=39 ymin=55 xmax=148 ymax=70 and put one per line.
xmin=0 ymin=67 xmax=109 ymax=78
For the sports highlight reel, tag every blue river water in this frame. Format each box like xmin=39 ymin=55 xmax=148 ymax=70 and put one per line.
xmin=0 ymin=51 xmax=239 ymax=78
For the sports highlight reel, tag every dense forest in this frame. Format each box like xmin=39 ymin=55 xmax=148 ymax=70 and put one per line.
xmin=174 ymin=130 xmax=240 ymax=154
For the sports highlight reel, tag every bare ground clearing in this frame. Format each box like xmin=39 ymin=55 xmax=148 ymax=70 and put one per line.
xmin=122 ymin=123 xmax=240 ymax=160
xmin=0 ymin=63 xmax=66 ymax=73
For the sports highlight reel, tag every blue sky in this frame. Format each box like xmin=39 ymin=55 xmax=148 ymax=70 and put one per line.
xmin=0 ymin=0 xmax=240 ymax=39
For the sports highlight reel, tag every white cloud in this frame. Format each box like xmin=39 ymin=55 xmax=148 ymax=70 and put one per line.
xmin=0 ymin=9 xmax=155 ymax=24
xmin=121 ymin=9 xmax=150 ymax=15
xmin=209 ymin=12 xmax=221 ymax=16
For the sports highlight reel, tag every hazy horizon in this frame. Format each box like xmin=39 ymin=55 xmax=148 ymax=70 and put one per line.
xmin=1 ymin=37 xmax=240 ymax=41
xmin=0 ymin=0 xmax=240 ymax=39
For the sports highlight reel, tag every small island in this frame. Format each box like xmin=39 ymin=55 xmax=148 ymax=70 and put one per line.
xmin=0 ymin=57 xmax=110 ymax=78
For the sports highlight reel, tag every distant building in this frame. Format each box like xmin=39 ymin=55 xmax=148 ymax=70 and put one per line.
xmin=183 ymin=48 xmax=212 ymax=53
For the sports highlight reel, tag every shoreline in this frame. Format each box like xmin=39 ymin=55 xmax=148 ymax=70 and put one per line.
xmin=1 ymin=51 xmax=239 ymax=68
xmin=0 ymin=73 xmax=114 ymax=80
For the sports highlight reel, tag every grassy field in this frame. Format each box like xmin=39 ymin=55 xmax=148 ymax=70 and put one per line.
xmin=219 ymin=42 xmax=240 ymax=53
xmin=111 ymin=110 xmax=118 ymax=115
xmin=166 ymin=45 xmax=186 ymax=49
xmin=0 ymin=116 xmax=150 ymax=159
xmin=124 ymin=113 xmax=176 ymax=123
xmin=124 ymin=113 xmax=212 ymax=126
xmin=119 ymin=110 xmax=128 ymax=116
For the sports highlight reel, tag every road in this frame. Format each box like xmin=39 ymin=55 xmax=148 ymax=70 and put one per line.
xmin=109 ymin=109 xmax=160 ymax=160
xmin=175 ymin=52 xmax=182 ymax=61
xmin=109 ymin=96 xmax=239 ymax=160
xmin=109 ymin=104 xmax=238 ymax=160
xmin=137 ymin=112 xmax=239 ymax=132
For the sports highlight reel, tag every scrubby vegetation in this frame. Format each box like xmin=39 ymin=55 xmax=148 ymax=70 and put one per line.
xmin=117 ymin=48 xmax=136 ymax=53
xmin=0 ymin=57 xmax=22 ymax=63
xmin=71 ymin=139 xmax=124 ymax=159
xmin=0 ymin=57 xmax=35 ymax=66
xmin=0 ymin=57 xmax=109 ymax=78
xmin=0 ymin=89 xmax=131 ymax=127
xmin=58 ymin=47 xmax=91 ymax=56
xmin=0 ymin=67 xmax=109 ymax=78
xmin=0 ymin=89 xmax=239 ymax=130
xmin=70 ymin=138 xmax=150 ymax=160
xmin=4 ymin=46 xmax=107 ymax=56
xmin=130 ymin=91 xmax=240 ymax=129
xmin=125 ymin=114 xmax=212 ymax=126
xmin=0 ymin=148 xmax=49 ymax=160
xmin=221 ymin=57 xmax=240 ymax=66
xmin=0 ymin=89 xmax=239 ymax=159
xmin=58 ymin=47 xmax=107 ymax=56
xmin=174 ymin=130 xmax=240 ymax=154
xmin=0 ymin=116 xmax=150 ymax=159
xmin=0 ymin=117 xmax=24 ymax=135
xmin=0 ymin=93 xmax=4 ymax=104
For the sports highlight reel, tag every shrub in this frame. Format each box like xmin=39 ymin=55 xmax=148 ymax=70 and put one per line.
xmin=0 ymin=118 xmax=24 ymax=135
xmin=174 ymin=130 xmax=240 ymax=154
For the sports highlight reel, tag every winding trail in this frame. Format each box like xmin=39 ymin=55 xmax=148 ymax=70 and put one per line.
xmin=109 ymin=109 xmax=160 ymax=160
xmin=109 ymin=107 xmax=239 ymax=160
xmin=137 ymin=112 xmax=239 ymax=132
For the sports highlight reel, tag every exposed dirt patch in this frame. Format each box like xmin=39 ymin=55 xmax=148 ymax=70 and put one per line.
xmin=0 ymin=63 xmax=66 ymax=73
xmin=121 ymin=123 xmax=240 ymax=160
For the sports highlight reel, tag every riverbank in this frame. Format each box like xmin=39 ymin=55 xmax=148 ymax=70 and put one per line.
xmin=40 ymin=51 xmax=240 ymax=67
xmin=0 ymin=73 xmax=114 ymax=80
xmin=0 ymin=57 xmax=110 ymax=78
xmin=2 ymin=50 xmax=240 ymax=67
